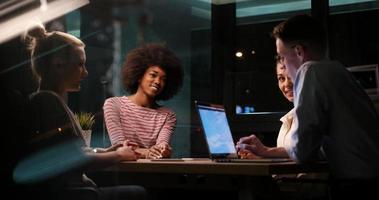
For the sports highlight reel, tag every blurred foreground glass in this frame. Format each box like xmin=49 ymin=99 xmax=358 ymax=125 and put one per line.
xmin=0 ymin=0 xmax=89 ymax=44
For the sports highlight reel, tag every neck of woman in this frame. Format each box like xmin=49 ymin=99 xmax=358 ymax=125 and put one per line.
xmin=129 ymin=93 xmax=155 ymax=108
xmin=39 ymin=80 xmax=67 ymax=102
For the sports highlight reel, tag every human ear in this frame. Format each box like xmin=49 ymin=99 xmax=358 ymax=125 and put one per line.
xmin=294 ymin=44 xmax=306 ymax=60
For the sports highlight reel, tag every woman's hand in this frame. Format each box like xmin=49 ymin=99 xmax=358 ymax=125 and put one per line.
xmin=92 ymin=140 xmax=138 ymax=153
xmin=146 ymin=144 xmax=172 ymax=159
xmin=238 ymin=149 xmax=261 ymax=159
xmin=102 ymin=143 xmax=123 ymax=152
xmin=116 ymin=145 xmax=141 ymax=161
xmin=236 ymin=134 xmax=257 ymax=148
xmin=236 ymin=134 xmax=268 ymax=157
xmin=157 ymin=143 xmax=172 ymax=158
xmin=123 ymin=140 xmax=139 ymax=150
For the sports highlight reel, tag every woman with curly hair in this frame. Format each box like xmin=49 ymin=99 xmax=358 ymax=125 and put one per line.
xmin=104 ymin=43 xmax=184 ymax=159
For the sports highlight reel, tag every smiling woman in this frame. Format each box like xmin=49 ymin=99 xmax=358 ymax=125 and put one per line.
xmin=103 ymin=43 xmax=184 ymax=159
xmin=20 ymin=23 xmax=147 ymax=200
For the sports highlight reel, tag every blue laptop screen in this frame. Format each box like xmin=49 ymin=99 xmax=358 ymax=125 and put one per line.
xmin=197 ymin=105 xmax=237 ymax=155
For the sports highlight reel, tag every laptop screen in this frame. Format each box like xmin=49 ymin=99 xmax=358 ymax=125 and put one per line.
xmin=195 ymin=101 xmax=238 ymax=159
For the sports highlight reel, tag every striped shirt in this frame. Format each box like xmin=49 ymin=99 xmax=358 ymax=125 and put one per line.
xmin=103 ymin=96 xmax=176 ymax=148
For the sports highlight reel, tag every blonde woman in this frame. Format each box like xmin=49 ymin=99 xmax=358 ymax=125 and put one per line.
xmin=20 ymin=24 xmax=146 ymax=200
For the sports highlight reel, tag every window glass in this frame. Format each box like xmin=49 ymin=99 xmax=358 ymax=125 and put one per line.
xmin=236 ymin=0 xmax=311 ymax=24
xmin=233 ymin=1 xmax=311 ymax=115
xmin=329 ymin=0 xmax=379 ymax=14
xmin=77 ymin=0 xmax=212 ymax=157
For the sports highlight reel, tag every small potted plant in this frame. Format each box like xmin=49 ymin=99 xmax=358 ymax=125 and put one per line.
xmin=75 ymin=112 xmax=95 ymax=147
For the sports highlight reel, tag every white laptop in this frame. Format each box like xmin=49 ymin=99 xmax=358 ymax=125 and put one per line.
xmin=195 ymin=101 xmax=292 ymax=163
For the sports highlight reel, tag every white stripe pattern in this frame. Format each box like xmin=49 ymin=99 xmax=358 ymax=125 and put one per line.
xmin=103 ymin=96 xmax=176 ymax=148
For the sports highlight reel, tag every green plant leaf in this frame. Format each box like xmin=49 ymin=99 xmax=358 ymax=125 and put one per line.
xmin=75 ymin=112 xmax=95 ymax=130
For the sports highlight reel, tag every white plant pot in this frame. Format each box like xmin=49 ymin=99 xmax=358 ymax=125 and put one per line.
xmin=82 ymin=130 xmax=92 ymax=147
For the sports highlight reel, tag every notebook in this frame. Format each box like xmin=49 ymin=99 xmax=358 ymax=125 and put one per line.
xmin=195 ymin=101 xmax=292 ymax=163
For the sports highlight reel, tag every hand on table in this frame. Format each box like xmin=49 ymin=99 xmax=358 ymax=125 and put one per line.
xmin=238 ymin=149 xmax=261 ymax=159
xmin=147 ymin=143 xmax=172 ymax=159
xmin=236 ymin=134 xmax=268 ymax=156
xmin=115 ymin=140 xmax=141 ymax=160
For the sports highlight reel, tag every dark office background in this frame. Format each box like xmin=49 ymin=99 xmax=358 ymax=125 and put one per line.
xmin=1 ymin=0 xmax=379 ymax=158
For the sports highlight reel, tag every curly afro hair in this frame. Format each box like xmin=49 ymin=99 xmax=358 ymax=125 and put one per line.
xmin=122 ymin=43 xmax=184 ymax=101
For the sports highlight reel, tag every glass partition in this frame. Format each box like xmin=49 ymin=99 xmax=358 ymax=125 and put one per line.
xmin=1 ymin=0 xmax=379 ymax=158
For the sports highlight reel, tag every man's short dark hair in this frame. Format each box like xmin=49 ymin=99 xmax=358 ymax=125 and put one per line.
xmin=272 ymin=14 xmax=327 ymax=57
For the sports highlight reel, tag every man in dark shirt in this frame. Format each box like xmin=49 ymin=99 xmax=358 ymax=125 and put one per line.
xmin=272 ymin=14 xmax=379 ymax=199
